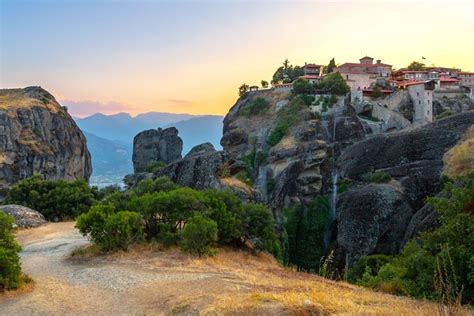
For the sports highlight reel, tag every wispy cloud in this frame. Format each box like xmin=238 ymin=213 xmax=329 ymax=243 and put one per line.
xmin=60 ymin=99 xmax=133 ymax=118
xmin=168 ymin=99 xmax=194 ymax=105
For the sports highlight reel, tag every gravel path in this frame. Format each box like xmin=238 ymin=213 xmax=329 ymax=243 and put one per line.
xmin=0 ymin=222 xmax=223 ymax=315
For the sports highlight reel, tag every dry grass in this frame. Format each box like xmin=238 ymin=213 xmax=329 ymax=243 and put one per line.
xmin=0 ymin=88 xmax=59 ymax=113
xmin=9 ymin=223 xmax=470 ymax=315
xmin=444 ymin=126 xmax=474 ymax=178
xmin=219 ymin=177 xmax=254 ymax=195
xmin=0 ymin=274 xmax=35 ymax=298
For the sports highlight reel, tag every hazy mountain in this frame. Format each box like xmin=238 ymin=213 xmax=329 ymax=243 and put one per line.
xmin=75 ymin=112 xmax=196 ymax=143
xmin=83 ymin=132 xmax=133 ymax=187
xmin=76 ymin=112 xmax=224 ymax=186
xmin=165 ymin=115 xmax=223 ymax=153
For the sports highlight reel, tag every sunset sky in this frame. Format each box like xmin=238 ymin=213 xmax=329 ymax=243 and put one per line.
xmin=1 ymin=0 xmax=473 ymax=117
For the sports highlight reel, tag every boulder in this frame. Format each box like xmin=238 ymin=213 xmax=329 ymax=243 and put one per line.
xmin=336 ymin=184 xmax=413 ymax=267
xmin=184 ymin=142 xmax=215 ymax=158
xmin=132 ymin=127 xmax=183 ymax=172
xmin=0 ymin=204 xmax=47 ymax=228
xmin=0 ymin=87 xmax=92 ymax=188
xmin=158 ymin=148 xmax=228 ymax=190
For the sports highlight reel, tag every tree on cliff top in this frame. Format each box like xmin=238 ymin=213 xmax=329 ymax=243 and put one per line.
xmin=407 ymin=61 xmax=425 ymax=71
xmin=327 ymin=58 xmax=336 ymax=73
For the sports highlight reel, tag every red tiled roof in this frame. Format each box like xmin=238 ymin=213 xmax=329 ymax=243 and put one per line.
xmin=439 ymin=76 xmax=459 ymax=82
xmin=456 ymin=72 xmax=474 ymax=75
xmin=394 ymin=80 xmax=427 ymax=88
xmin=363 ymin=88 xmax=393 ymax=93
xmin=304 ymin=64 xmax=322 ymax=68
xmin=338 ymin=62 xmax=392 ymax=68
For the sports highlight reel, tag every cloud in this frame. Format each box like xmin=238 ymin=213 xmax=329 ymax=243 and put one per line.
xmin=60 ymin=99 xmax=133 ymax=118
xmin=168 ymin=99 xmax=194 ymax=105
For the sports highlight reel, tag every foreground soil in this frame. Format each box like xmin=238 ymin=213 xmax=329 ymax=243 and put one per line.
xmin=0 ymin=222 xmax=447 ymax=315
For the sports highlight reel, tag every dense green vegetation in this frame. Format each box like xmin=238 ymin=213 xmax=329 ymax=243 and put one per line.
xmin=0 ymin=212 xmax=22 ymax=290
xmin=284 ymin=196 xmax=330 ymax=272
xmin=271 ymin=59 xmax=304 ymax=83
xmin=350 ymin=172 xmax=474 ymax=304
xmin=77 ymin=177 xmax=280 ymax=257
xmin=144 ymin=161 xmax=167 ymax=173
xmin=435 ymin=110 xmax=455 ymax=120
xmin=5 ymin=176 xmax=97 ymax=221
xmin=240 ymin=97 xmax=270 ymax=117
xmin=318 ymin=72 xmax=350 ymax=96
xmin=362 ymin=171 xmax=392 ymax=183
xmin=267 ymin=96 xmax=306 ymax=146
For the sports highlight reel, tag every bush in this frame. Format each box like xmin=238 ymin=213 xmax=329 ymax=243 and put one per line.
xmin=76 ymin=204 xmax=144 ymax=251
xmin=318 ymin=72 xmax=350 ymax=95
xmin=284 ymin=196 xmax=330 ymax=271
xmin=77 ymin=178 xmax=280 ymax=258
xmin=144 ymin=161 xmax=167 ymax=173
xmin=241 ymin=203 xmax=279 ymax=254
xmin=0 ymin=212 xmax=22 ymax=290
xmin=267 ymin=96 xmax=305 ymax=146
xmin=435 ymin=110 xmax=454 ymax=120
xmin=180 ymin=214 xmax=218 ymax=256
xmin=6 ymin=176 xmax=97 ymax=220
xmin=240 ymin=97 xmax=270 ymax=117
xmin=363 ymin=171 xmax=391 ymax=183
xmin=292 ymin=78 xmax=315 ymax=95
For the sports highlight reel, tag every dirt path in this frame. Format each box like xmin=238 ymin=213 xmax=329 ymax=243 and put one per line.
xmin=0 ymin=222 xmax=232 ymax=315
xmin=0 ymin=222 xmax=442 ymax=315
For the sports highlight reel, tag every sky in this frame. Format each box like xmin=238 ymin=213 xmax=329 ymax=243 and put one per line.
xmin=1 ymin=0 xmax=473 ymax=117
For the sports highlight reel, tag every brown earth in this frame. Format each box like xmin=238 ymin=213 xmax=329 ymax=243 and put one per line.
xmin=0 ymin=222 xmax=450 ymax=315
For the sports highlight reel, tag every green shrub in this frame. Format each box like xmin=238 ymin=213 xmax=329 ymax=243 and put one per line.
xmin=144 ymin=161 xmax=167 ymax=173
xmin=235 ymin=170 xmax=254 ymax=186
xmin=267 ymin=120 xmax=289 ymax=146
xmin=241 ymin=203 xmax=278 ymax=253
xmin=240 ymin=97 xmax=270 ymax=117
xmin=180 ymin=214 xmax=218 ymax=257
xmin=329 ymin=94 xmax=337 ymax=106
xmin=132 ymin=176 xmax=179 ymax=196
xmin=204 ymin=189 xmax=242 ymax=245
xmin=347 ymin=254 xmax=392 ymax=283
xmin=266 ymin=96 xmax=306 ymax=146
xmin=6 ymin=176 xmax=97 ymax=220
xmin=435 ymin=110 xmax=454 ymax=120
xmin=284 ymin=196 xmax=330 ymax=271
xmin=292 ymin=78 xmax=315 ymax=95
xmin=363 ymin=171 xmax=391 ymax=183
xmin=317 ymin=72 xmax=350 ymax=95
xmin=0 ymin=212 xmax=22 ymax=290
xmin=76 ymin=204 xmax=144 ymax=251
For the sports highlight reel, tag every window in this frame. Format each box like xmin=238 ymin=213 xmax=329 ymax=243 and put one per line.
xmin=419 ymin=100 xmax=421 ymax=104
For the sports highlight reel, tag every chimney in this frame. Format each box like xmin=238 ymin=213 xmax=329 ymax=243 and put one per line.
xmin=376 ymin=59 xmax=381 ymax=64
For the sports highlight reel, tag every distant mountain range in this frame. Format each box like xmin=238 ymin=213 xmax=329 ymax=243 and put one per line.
xmin=74 ymin=112 xmax=224 ymax=187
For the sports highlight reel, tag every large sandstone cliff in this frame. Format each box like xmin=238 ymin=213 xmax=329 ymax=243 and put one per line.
xmin=0 ymin=87 xmax=92 ymax=190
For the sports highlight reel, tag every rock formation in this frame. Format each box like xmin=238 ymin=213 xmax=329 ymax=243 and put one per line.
xmin=0 ymin=204 xmax=47 ymax=228
xmin=132 ymin=127 xmax=183 ymax=173
xmin=0 ymin=87 xmax=92 ymax=191
xmin=335 ymin=112 xmax=474 ymax=267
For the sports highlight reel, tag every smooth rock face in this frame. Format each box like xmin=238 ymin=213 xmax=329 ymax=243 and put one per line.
xmin=0 ymin=204 xmax=47 ymax=228
xmin=132 ymin=127 xmax=183 ymax=172
xmin=0 ymin=87 xmax=92 ymax=189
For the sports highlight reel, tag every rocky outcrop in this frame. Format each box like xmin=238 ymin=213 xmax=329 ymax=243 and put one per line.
xmin=157 ymin=144 xmax=226 ymax=191
xmin=0 ymin=204 xmax=47 ymax=228
xmin=335 ymin=111 xmax=474 ymax=267
xmin=0 ymin=87 xmax=92 ymax=190
xmin=132 ymin=127 xmax=183 ymax=172
xmin=336 ymin=184 xmax=414 ymax=267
